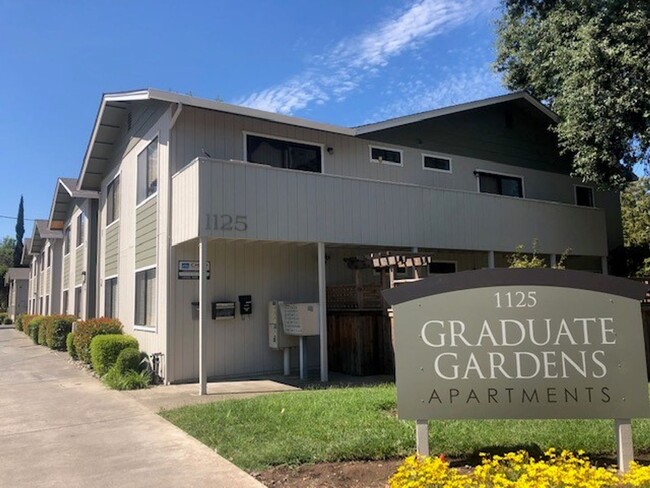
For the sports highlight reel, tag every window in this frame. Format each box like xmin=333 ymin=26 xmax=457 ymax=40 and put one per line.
xmin=370 ymin=146 xmax=402 ymax=165
xmin=105 ymin=278 xmax=118 ymax=318
xmin=76 ymin=212 xmax=85 ymax=247
xmin=137 ymin=138 xmax=158 ymax=203
xmin=40 ymin=253 xmax=44 ymax=271
xmin=106 ymin=175 xmax=120 ymax=225
xmin=62 ymin=290 xmax=68 ymax=315
xmin=423 ymin=154 xmax=451 ymax=172
xmin=477 ymin=171 xmax=523 ymax=198
xmin=429 ymin=261 xmax=457 ymax=274
xmin=45 ymin=296 xmax=50 ymax=315
xmin=74 ymin=286 xmax=82 ymax=318
xmin=246 ymin=134 xmax=322 ymax=173
xmin=575 ymin=185 xmax=594 ymax=207
xmin=135 ymin=268 xmax=156 ymax=328
xmin=48 ymin=247 xmax=53 ymax=269
xmin=64 ymin=227 xmax=71 ymax=255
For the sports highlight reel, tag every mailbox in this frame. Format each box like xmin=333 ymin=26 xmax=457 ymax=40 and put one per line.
xmin=212 ymin=301 xmax=235 ymax=320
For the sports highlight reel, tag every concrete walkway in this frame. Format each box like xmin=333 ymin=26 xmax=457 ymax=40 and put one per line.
xmin=0 ymin=327 xmax=265 ymax=488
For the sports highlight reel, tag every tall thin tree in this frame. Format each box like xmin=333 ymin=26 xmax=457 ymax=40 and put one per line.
xmin=13 ymin=195 xmax=24 ymax=267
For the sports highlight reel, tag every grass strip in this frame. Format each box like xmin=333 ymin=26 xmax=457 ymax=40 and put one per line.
xmin=160 ymin=384 xmax=650 ymax=472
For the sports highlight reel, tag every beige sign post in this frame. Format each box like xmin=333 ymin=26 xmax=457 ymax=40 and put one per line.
xmin=383 ymin=269 xmax=649 ymax=472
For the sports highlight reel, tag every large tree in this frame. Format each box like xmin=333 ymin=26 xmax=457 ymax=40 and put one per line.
xmin=495 ymin=0 xmax=650 ymax=189
xmin=0 ymin=236 xmax=16 ymax=309
xmin=621 ymin=177 xmax=650 ymax=276
xmin=13 ymin=195 xmax=24 ymax=267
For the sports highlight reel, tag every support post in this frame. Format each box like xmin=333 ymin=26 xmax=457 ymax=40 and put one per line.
xmin=602 ymin=256 xmax=609 ymax=275
xmin=318 ymin=242 xmax=328 ymax=382
xmin=488 ymin=250 xmax=495 ymax=269
xmin=199 ymin=237 xmax=208 ymax=396
xmin=283 ymin=347 xmax=290 ymax=376
xmin=416 ymin=419 xmax=429 ymax=456
xmin=299 ymin=336 xmax=306 ymax=380
xmin=616 ymin=418 xmax=634 ymax=473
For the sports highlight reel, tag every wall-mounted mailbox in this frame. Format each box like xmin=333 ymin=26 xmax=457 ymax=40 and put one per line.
xmin=212 ymin=301 xmax=236 ymax=320
xmin=239 ymin=295 xmax=252 ymax=315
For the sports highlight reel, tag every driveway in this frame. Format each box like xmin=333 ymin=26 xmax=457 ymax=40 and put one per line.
xmin=0 ymin=327 xmax=265 ymax=487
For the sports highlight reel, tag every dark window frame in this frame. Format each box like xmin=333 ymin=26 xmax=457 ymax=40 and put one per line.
xmin=106 ymin=175 xmax=120 ymax=225
xmin=105 ymin=277 xmax=118 ymax=318
xmin=575 ymin=185 xmax=595 ymax=207
xmin=137 ymin=138 xmax=159 ymax=204
xmin=134 ymin=267 xmax=156 ymax=328
xmin=245 ymin=133 xmax=323 ymax=173
xmin=76 ymin=212 xmax=85 ymax=247
xmin=476 ymin=170 xmax=524 ymax=198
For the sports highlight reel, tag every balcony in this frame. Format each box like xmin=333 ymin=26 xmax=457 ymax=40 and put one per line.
xmin=171 ymin=157 xmax=607 ymax=256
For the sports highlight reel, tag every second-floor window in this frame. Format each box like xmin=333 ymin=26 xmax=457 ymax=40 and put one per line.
xmin=476 ymin=171 xmax=523 ymax=198
xmin=106 ymin=175 xmax=120 ymax=225
xmin=246 ymin=134 xmax=322 ymax=173
xmin=137 ymin=138 xmax=158 ymax=204
xmin=575 ymin=185 xmax=595 ymax=207
xmin=76 ymin=212 xmax=85 ymax=247
xmin=64 ymin=227 xmax=71 ymax=255
xmin=370 ymin=146 xmax=402 ymax=165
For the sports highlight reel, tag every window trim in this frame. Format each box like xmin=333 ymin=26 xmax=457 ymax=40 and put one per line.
xmin=369 ymin=145 xmax=403 ymax=166
xmin=475 ymin=168 xmax=525 ymax=198
xmin=134 ymin=264 xmax=157 ymax=332
xmin=64 ymin=226 xmax=71 ymax=255
xmin=422 ymin=153 xmax=452 ymax=173
xmin=106 ymin=172 xmax=121 ymax=228
xmin=104 ymin=275 xmax=118 ymax=318
xmin=136 ymin=136 xmax=160 ymax=206
xmin=243 ymin=131 xmax=326 ymax=173
xmin=574 ymin=184 xmax=595 ymax=207
xmin=73 ymin=285 xmax=82 ymax=319
xmin=75 ymin=211 xmax=85 ymax=249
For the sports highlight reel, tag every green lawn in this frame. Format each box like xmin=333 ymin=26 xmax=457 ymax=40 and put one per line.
xmin=160 ymin=384 xmax=650 ymax=472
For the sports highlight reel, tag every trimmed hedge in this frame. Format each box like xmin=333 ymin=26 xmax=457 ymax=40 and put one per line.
xmin=66 ymin=332 xmax=77 ymax=359
xmin=19 ymin=314 xmax=37 ymax=334
xmin=37 ymin=317 xmax=49 ymax=345
xmin=44 ymin=315 xmax=76 ymax=350
xmin=113 ymin=347 xmax=141 ymax=375
xmin=90 ymin=335 xmax=139 ymax=376
xmin=73 ymin=318 xmax=123 ymax=364
xmin=3 ymin=317 xmax=13 ymax=325
xmin=0 ymin=312 xmax=7 ymax=324
xmin=28 ymin=316 xmax=46 ymax=344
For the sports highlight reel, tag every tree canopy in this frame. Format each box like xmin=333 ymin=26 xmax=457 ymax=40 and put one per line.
xmin=13 ymin=195 xmax=24 ymax=267
xmin=621 ymin=177 xmax=650 ymax=276
xmin=495 ymin=0 xmax=650 ymax=189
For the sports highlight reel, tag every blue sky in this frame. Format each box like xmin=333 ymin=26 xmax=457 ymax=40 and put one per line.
xmin=0 ymin=0 xmax=504 ymax=240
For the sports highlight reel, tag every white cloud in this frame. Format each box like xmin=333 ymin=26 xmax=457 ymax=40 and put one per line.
xmin=368 ymin=66 xmax=506 ymax=123
xmin=238 ymin=0 xmax=498 ymax=115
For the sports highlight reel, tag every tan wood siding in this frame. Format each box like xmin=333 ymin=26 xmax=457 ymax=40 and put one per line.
xmin=173 ymin=158 xmax=608 ymax=256
xmin=63 ymin=254 xmax=70 ymax=290
xmin=135 ymin=196 xmax=157 ymax=269
xmin=170 ymin=240 xmax=320 ymax=382
xmin=75 ymin=245 xmax=85 ymax=286
xmin=105 ymin=223 xmax=119 ymax=277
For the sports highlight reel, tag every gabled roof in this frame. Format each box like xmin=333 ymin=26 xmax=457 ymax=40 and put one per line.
xmin=20 ymin=238 xmax=32 ymax=265
xmin=355 ymin=92 xmax=559 ymax=135
xmin=77 ymin=89 xmax=560 ymax=190
xmin=28 ymin=220 xmax=62 ymax=255
xmin=78 ymin=88 xmax=357 ymax=190
xmin=49 ymin=177 xmax=98 ymax=229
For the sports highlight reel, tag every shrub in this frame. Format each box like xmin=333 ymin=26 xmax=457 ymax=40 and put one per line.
xmin=28 ymin=316 xmax=46 ymax=345
xmin=90 ymin=334 xmax=138 ymax=376
xmin=103 ymin=368 xmax=151 ymax=390
xmin=0 ymin=312 xmax=7 ymax=323
xmin=19 ymin=314 xmax=37 ymax=334
xmin=37 ymin=316 xmax=51 ymax=345
xmin=73 ymin=317 xmax=123 ymax=364
xmin=113 ymin=347 xmax=142 ymax=375
xmin=66 ymin=332 xmax=77 ymax=359
xmin=44 ymin=315 xmax=76 ymax=350
xmin=4 ymin=317 xmax=13 ymax=325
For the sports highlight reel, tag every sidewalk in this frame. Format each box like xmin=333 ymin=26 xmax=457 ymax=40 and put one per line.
xmin=0 ymin=327 xmax=265 ymax=488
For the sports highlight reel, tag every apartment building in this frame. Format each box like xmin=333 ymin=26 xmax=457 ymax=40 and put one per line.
xmin=5 ymin=267 xmax=29 ymax=321
xmin=25 ymin=89 xmax=623 ymax=384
